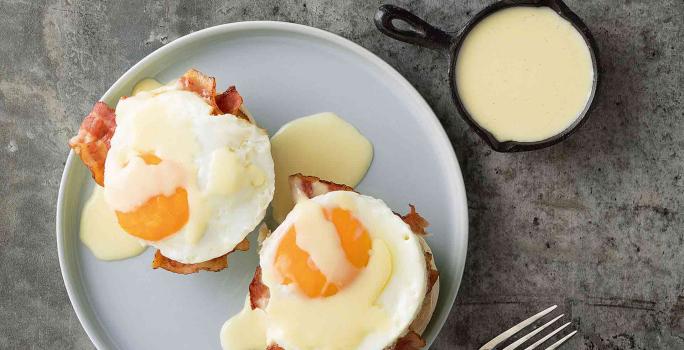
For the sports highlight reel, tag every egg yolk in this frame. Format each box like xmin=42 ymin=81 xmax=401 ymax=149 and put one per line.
xmin=274 ymin=207 xmax=371 ymax=298
xmin=115 ymin=154 xmax=189 ymax=241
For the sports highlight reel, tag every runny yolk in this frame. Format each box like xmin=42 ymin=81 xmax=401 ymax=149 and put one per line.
xmin=274 ymin=207 xmax=371 ymax=298
xmin=115 ymin=154 xmax=189 ymax=241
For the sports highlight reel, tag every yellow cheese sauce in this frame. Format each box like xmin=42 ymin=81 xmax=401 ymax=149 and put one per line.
xmin=220 ymin=297 xmax=268 ymax=350
xmin=80 ymin=186 xmax=147 ymax=260
xmin=291 ymin=200 xmax=357 ymax=282
xmin=270 ymin=113 xmax=373 ymax=223
xmin=455 ymin=6 xmax=594 ymax=142
xmin=264 ymin=239 xmax=392 ymax=349
xmin=131 ymin=78 xmax=163 ymax=96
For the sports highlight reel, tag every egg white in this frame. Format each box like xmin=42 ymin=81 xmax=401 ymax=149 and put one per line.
xmin=258 ymin=191 xmax=427 ymax=349
xmin=104 ymin=85 xmax=274 ymax=264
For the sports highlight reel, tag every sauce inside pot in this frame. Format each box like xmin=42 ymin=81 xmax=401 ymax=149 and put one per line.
xmin=455 ymin=6 xmax=594 ymax=143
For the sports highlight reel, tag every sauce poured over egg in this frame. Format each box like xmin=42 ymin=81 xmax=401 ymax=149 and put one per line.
xmin=114 ymin=154 xmax=190 ymax=241
xmin=102 ymin=82 xmax=274 ymax=264
xmin=275 ymin=205 xmax=372 ymax=298
xmin=222 ymin=191 xmax=429 ymax=350
xmin=78 ymin=76 xmax=275 ymax=264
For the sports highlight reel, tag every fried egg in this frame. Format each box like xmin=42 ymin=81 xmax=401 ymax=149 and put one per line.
xmin=103 ymin=83 xmax=274 ymax=264
xmin=221 ymin=190 xmax=430 ymax=350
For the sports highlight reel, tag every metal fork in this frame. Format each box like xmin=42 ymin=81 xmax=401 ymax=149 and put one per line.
xmin=479 ymin=305 xmax=578 ymax=350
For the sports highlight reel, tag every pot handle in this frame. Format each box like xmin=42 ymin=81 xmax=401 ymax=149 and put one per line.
xmin=374 ymin=4 xmax=453 ymax=50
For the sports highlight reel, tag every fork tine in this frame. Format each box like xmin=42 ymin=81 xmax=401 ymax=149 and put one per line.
xmin=544 ymin=330 xmax=578 ymax=350
xmin=479 ymin=305 xmax=558 ymax=350
xmin=522 ymin=322 xmax=571 ymax=350
xmin=502 ymin=314 xmax=564 ymax=350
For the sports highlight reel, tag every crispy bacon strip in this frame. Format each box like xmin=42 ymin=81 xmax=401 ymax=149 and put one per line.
xmin=68 ymin=102 xmax=116 ymax=186
xmin=216 ymin=86 xmax=250 ymax=121
xmin=152 ymin=250 xmax=227 ymax=274
xmin=249 ymin=266 xmax=270 ymax=310
xmin=289 ymin=173 xmax=356 ymax=203
xmin=178 ymin=69 xmax=221 ymax=114
xmin=179 ymin=69 xmax=249 ymax=121
xmin=216 ymin=86 xmax=243 ymax=115
xmin=388 ymin=329 xmax=426 ymax=350
xmin=152 ymin=238 xmax=249 ymax=274
xmin=401 ymin=205 xmax=429 ymax=236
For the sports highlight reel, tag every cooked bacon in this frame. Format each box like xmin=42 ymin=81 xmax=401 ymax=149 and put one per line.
xmin=401 ymin=205 xmax=429 ymax=236
xmin=216 ymin=86 xmax=250 ymax=122
xmin=152 ymin=238 xmax=249 ymax=274
xmin=152 ymin=250 xmax=227 ymax=274
xmin=68 ymin=101 xmax=116 ymax=186
xmin=178 ymin=69 xmax=250 ymax=122
xmin=249 ymin=226 xmax=272 ymax=309
xmin=289 ymin=173 xmax=356 ymax=203
xmin=266 ymin=345 xmax=284 ymax=350
xmin=388 ymin=329 xmax=426 ymax=350
xmin=249 ymin=266 xmax=270 ymax=310
xmin=424 ymin=252 xmax=439 ymax=295
xmin=178 ymin=69 xmax=221 ymax=114
xmin=234 ymin=237 xmax=251 ymax=252
xmin=216 ymin=86 xmax=243 ymax=115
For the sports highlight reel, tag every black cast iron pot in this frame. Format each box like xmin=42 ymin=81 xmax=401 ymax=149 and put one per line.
xmin=375 ymin=0 xmax=601 ymax=152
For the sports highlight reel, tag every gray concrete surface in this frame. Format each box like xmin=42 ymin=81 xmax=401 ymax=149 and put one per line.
xmin=0 ymin=0 xmax=682 ymax=349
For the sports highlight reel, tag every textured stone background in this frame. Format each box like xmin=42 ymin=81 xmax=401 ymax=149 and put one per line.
xmin=1 ymin=0 xmax=682 ymax=349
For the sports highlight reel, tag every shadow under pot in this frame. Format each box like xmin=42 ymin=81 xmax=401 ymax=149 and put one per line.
xmin=375 ymin=0 xmax=601 ymax=152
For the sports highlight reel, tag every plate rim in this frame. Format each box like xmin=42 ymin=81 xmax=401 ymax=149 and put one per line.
xmin=56 ymin=20 xmax=469 ymax=350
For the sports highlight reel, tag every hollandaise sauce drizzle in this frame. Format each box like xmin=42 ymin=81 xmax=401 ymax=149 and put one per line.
xmin=220 ymin=297 xmax=268 ymax=350
xmin=80 ymin=186 xmax=147 ymax=260
xmin=131 ymin=78 xmax=163 ymax=96
xmin=270 ymin=113 xmax=373 ymax=223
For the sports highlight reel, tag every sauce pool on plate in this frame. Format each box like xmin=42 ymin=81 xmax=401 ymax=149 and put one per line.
xmin=131 ymin=78 xmax=163 ymax=96
xmin=455 ymin=6 xmax=594 ymax=142
xmin=270 ymin=112 xmax=373 ymax=223
xmin=80 ymin=186 xmax=147 ymax=260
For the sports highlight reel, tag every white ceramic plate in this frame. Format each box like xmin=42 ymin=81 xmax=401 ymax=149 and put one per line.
xmin=56 ymin=21 xmax=468 ymax=350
